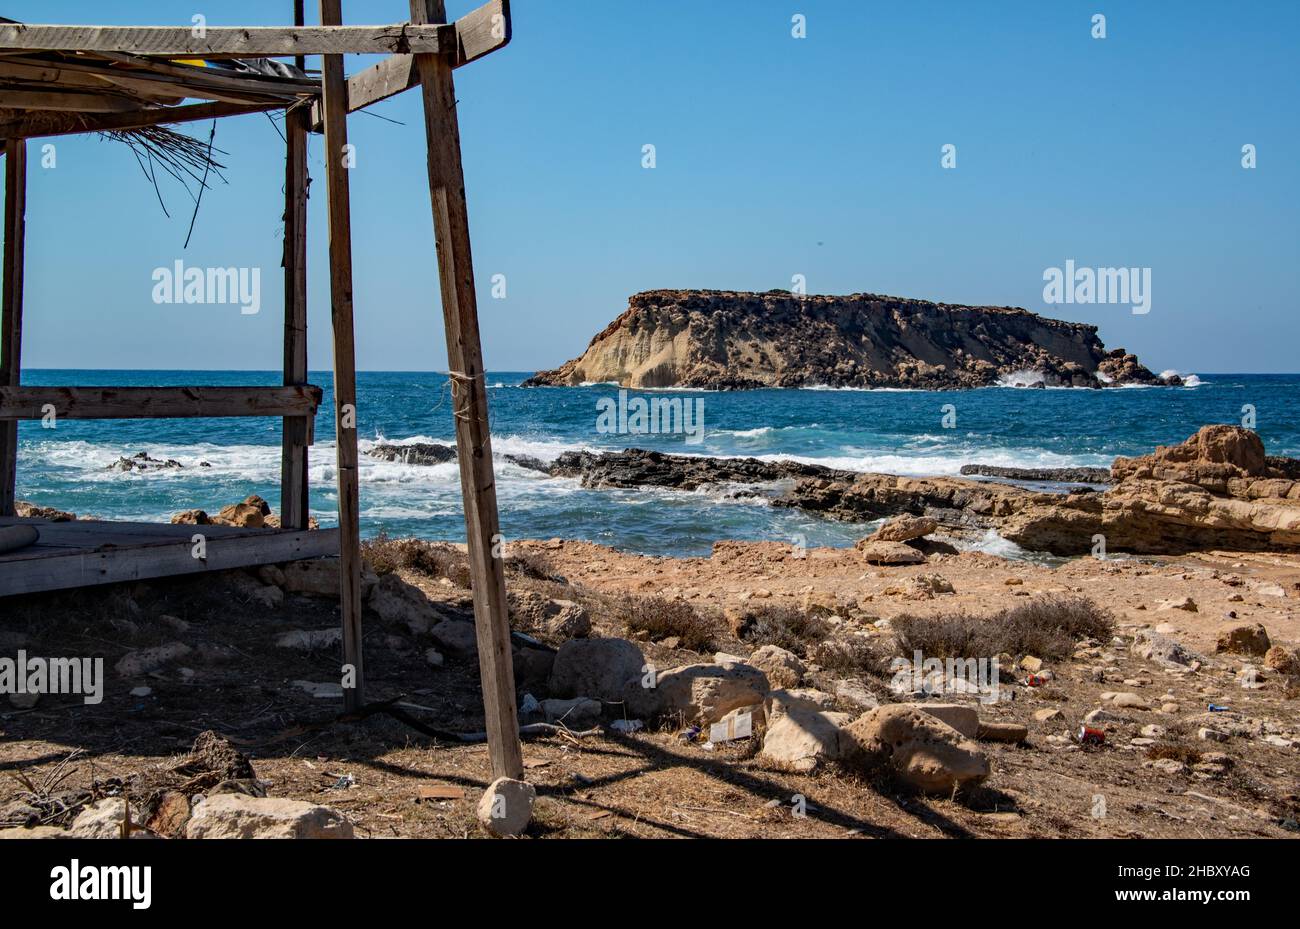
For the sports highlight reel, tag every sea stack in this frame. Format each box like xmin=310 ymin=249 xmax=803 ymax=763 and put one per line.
xmin=523 ymin=289 xmax=1177 ymax=390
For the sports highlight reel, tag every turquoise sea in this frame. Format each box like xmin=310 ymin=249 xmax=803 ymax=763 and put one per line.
xmin=13 ymin=370 xmax=1299 ymax=557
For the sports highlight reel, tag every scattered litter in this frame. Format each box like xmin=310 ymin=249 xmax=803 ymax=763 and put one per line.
xmin=522 ymin=757 xmax=550 ymax=769
xmin=1207 ymin=703 xmax=1231 ymax=713
xmin=129 ymin=686 xmax=152 ymax=698
xmin=610 ymin=718 xmax=643 ymax=733
xmin=678 ymin=725 xmax=703 ymax=743
xmin=326 ymin=773 xmax=355 ymax=790
xmin=709 ymin=710 xmax=754 ymax=743
xmin=1078 ymin=725 xmax=1106 ymax=746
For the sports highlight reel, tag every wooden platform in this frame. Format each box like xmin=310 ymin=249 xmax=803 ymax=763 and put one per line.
xmin=0 ymin=517 xmax=339 ymax=597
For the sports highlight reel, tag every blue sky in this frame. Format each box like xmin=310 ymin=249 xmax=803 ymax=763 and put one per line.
xmin=8 ymin=0 xmax=1299 ymax=373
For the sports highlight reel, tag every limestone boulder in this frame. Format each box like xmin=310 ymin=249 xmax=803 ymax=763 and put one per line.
xmin=841 ymin=704 xmax=990 ymax=794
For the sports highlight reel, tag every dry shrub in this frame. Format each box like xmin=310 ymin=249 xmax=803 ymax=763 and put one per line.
xmin=810 ymin=637 xmax=885 ymax=677
xmin=739 ymin=604 xmax=828 ymax=658
xmin=614 ymin=595 xmax=722 ymax=653
xmin=1146 ymin=743 xmax=1202 ymax=765
xmin=891 ymin=595 xmax=1113 ymax=661
xmin=361 ymin=533 xmax=472 ymax=587
xmin=505 ymin=550 xmax=563 ymax=583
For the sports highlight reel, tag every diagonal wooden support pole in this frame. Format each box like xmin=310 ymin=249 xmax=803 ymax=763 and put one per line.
xmin=1 ymin=139 xmax=26 ymax=517
xmin=320 ymin=0 xmax=364 ymax=712
xmin=410 ymin=0 xmax=523 ymax=781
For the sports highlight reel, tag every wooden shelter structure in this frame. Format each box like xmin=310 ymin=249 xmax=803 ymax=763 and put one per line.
xmin=0 ymin=1 xmax=523 ymax=780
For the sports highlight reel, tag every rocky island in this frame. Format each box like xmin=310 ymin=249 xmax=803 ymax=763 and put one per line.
xmin=524 ymin=289 xmax=1177 ymax=390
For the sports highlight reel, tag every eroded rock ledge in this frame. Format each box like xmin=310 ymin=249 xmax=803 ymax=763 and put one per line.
xmin=523 ymin=289 xmax=1178 ymax=390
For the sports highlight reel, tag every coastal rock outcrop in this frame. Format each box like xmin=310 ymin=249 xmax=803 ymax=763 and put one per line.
xmin=523 ymin=426 xmax=1300 ymax=556
xmin=523 ymin=289 xmax=1173 ymax=390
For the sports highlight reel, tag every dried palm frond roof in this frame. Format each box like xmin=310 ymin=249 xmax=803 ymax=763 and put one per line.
xmin=0 ymin=14 xmax=321 ymax=138
xmin=0 ymin=15 xmax=322 ymax=202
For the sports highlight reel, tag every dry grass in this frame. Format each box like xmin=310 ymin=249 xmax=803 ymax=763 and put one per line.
xmin=891 ymin=595 xmax=1114 ymax=660
xmin=613 ymin=595 xmax=723 ymax=653
xmin=1146 ymin=743 xmax=1203 ymax=765
xmin=738 ymin=604 xmax=828 ymax=658
xmin=361 ymin=533 xmax=472 ymax=587
xmin=810 ymin=637 xmax=885 ymax=677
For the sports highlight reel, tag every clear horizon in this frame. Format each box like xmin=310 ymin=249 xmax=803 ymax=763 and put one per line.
xmin=5 ymin=0 xmax=1297 ymax=374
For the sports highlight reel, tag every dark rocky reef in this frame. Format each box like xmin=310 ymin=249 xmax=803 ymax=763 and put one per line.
xmin=959 ymin=464 xmax=1113 ymax=484
xmin=366 ymin=443 xmax=457 ymax=466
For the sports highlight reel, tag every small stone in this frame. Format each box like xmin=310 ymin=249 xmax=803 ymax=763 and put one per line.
xmin=7 ymin=692 xmax=39 ymax=709
xmin=129 ymin=686 xmax=152 ymax=698
xmin=1004 ymin=577 xmax=1024 ymax=586
xmin=1033 ymin=708 xmax=1063 ymax=723
xmin=1215 ymin=621 xmax=1272 ymax=657
xmin=429 ymin=620 xmax=478 ymax=656
xmin=69 ymin=798 xmax=131 ymax=838
xmin=1140 ymin=724 xmax=1167 ymax=739
xmin=1020 ymin=656 xmax=1043 ymax=673
xmin=1160 ymin=703 xmax=1180 ymax=713
xmin=1157 ymin=596 xmax=1198 ymax=612
xmin=186 ymin=795 xmax=353 ymax=839
xmin=540 ymin=697 xmax=602 ymax=728
xmin=424 ymin=648 xmax=445 ymax=668
xmin=115 ymin=642 xmax=192 ymax=677
xmin=1109 ymin=693 xmax=1150 ymax=710
xmin=1198 ymin=727 xmax=1228 ymax=742
xmin=1147 ymin=759 xmax=1188 ymax=776
xmin=274 ymin=629 xmax=342 ymax=652
xmin=857 ymin=540 xmax=927 ymax=566
xmin=476 ymin=778 xmax=536 ymax=837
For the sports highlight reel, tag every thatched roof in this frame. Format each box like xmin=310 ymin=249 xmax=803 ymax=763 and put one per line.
xmin=0 ymin=14 xmax=321 ymax=139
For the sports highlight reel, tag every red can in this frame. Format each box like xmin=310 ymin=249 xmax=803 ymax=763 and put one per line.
xmin=1079 ymin=725 xmax=1105 ymax=746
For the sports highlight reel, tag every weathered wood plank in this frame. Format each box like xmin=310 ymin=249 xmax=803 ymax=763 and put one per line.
xmin=0 ymin=23 xmax=451 ymax=58
xmin=410 ymin=0 xmax=522 ymax=781
xmin=320 ymin=0 xmax=364 ymax=713
xmin=0 ymin=525 xmax=340 ymax=597
xmin=0 ymin=88 xmax=144 ymax=112
xmin=0 ymin=99 xmax=286 ymax=140
xmin=308 ymin=0 xmax=511 ymax=127
xmin=281 ymin=101 xmax=311 ymax=532
xmin=0 ymin=385 xmax=322 ymax=420
xmin=0 ymin=138 xmax=24 ymax=517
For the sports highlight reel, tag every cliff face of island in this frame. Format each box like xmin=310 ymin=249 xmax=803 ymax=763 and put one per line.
xmin=523 ymin=289 xmax=1175 ymax=390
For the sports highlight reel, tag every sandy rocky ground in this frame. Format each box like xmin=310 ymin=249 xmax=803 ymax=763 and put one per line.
xmin=1 ymin=518 xmax=1298 ymax=839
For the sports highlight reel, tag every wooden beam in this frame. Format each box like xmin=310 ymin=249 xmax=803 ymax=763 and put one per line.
xmin=0 ymin=23 xmax=451 ymax=59
xmin=0 ymin=521 xmax=340 ymax=597
xmin=0 ymin=138 xmax=24 ymax=517
xmin=0 ymin=88 xmax=145 ymax=112
xmin=319 ymin=0 xmax=365 ymax=714
xmin=281 ymin=102 xmax=311 ymax=532
xmin=308 ymin=0 xmax=510 ymax=128
xmin=410 ymin=0 xmax=522 ymax=782
xmin=0 ymin=385 xmax=322 ymax=420
xmin=0 ymin=99 xmax=286 ymax=140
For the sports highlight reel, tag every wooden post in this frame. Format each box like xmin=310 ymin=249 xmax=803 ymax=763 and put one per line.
xmin=320 ymin=0 xmax=364 ymax=712
xmin=280 ymin=2 xmax=310 ymax=531
xmin=0 ymin=138 xmax=26 ymax=517
xmin=410 ymin=0 xmax=523 ymax=781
